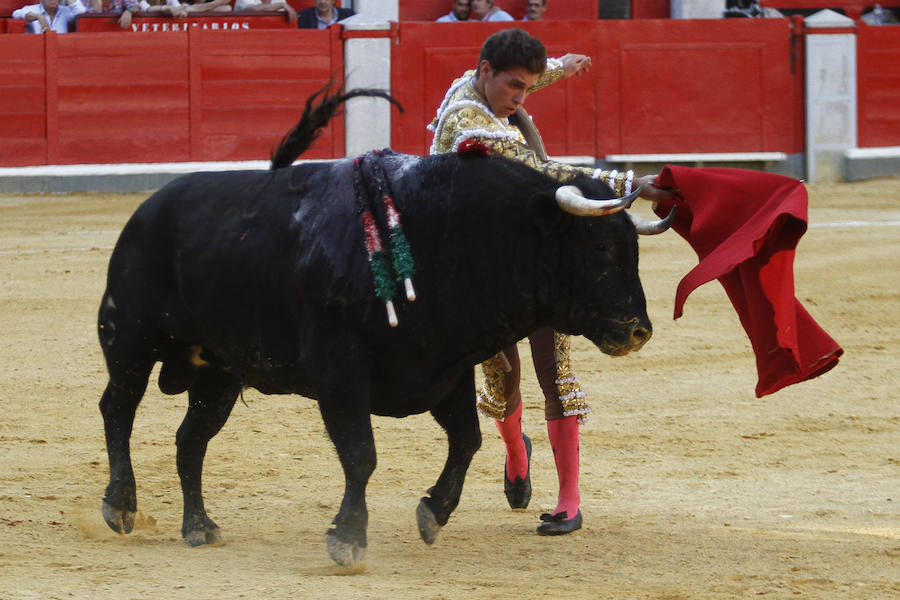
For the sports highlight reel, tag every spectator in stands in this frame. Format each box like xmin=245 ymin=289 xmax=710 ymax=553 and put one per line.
xmin=470 ymin=0 xmax=513 ymax=21
xmin=87 ymin=0 xmax=141 ymax=29
xmin=12 ymin=0 xmax=86 ymax=32
xmin=297 ymin=0 xmax=354 ymax=28
xmin=185 ymin=0 xmax=232 ymax=13
xmin=861 ymin=4 xmax=898 ymax=24
xmin=140 ymin=0 xmax=231 ymax=17
xmin=523 ymin=0 xmax=545 ymax=20
xmin=436 ymin=0 xmax=470 ymax=22
xmin=234 ymin=0 xmax=295 ymax=22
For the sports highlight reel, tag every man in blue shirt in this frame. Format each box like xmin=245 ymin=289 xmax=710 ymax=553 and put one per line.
xmin=436 ymin=0 xmax=470 ymax=22
xmin=470 ymin=0 xmax=513 ymax=21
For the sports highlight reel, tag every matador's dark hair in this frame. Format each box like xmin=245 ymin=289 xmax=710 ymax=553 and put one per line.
xmin=476 ymin=28 xmax=547 ymax=78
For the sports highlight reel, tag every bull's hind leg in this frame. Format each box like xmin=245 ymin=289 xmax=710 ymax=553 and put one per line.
xmin=417 ymin=369 xmax=482 ymax=544
xmin=99 ymin=355 xmax=155 ymax=535
xmin=176 ymin=368 xmax=240 ymax=546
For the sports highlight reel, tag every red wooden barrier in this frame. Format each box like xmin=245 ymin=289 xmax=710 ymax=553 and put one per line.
xmin=188 ymin=27 xmax=343 ymax=161
xmin=392 ymin=19 xmax=803 ymax=158
xmin=5 ymin=15 xmax=24 ymax=31
xmin=0 ymin=33 xmax=46 ymax=163
xmin=0 ymin=27 xmax=343 ymax=166
xmin=857 ymin=22 xmax=900 ymax=147
xmin=632 ymin=0 xmax=670 ymax=18
xmin=6 ymin=18 xmax=896 ymax=167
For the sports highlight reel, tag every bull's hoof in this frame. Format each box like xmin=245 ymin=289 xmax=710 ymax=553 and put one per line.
xmin=183 ymin=527 xmax=224 ymax=547
xmin=416 ymin=499 xmax=441 ymax=545
xmin=102 ymin=500 xmax=135 ymax=534
xmin=326 ymin=529 xmax=366 ymax=569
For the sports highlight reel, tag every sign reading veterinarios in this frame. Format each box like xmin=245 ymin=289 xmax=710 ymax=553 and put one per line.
xmin=76 ymin=14 xmax=294 ymax=32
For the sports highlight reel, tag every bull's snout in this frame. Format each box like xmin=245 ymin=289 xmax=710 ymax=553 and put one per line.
xmin=630 ymin=322 xmax=652 ymax=349
xmin=595 ymin=317 xmax=652 ymax=356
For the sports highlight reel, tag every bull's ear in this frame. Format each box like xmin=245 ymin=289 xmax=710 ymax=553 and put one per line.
xmin=528 ymin=190 xmax=569 ymax=237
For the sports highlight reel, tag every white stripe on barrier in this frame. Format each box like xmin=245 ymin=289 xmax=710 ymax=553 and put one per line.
xmin=0 ymin=159 xmax=329 ymax=177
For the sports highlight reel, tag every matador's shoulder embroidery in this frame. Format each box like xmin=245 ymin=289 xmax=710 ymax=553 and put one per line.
xmin=428 ymin=74 xmax=522 ymax=156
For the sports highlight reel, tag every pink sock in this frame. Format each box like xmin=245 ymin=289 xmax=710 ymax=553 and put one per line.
xmin=495 ymin=401 xmax=528 ymax=480
xmin=547 ymin=415 xmax=580 ymax=518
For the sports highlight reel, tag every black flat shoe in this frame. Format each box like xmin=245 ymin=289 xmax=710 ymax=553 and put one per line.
xmin=536 ymin=509 xmax=582 ymax=536
xmin=504 ymin=433 xmax=532 ymax=509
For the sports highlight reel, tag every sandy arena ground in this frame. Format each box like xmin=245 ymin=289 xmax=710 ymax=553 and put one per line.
xmin=1 ymin=177 xmax=898 ymax=599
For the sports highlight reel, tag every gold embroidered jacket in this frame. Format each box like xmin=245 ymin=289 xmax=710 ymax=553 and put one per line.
xmin=428 ymin=58 xmax=628 ymax=195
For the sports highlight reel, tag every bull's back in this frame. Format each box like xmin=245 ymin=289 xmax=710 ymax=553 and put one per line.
xmin=108 ymin=169 xmax=300 ymax=299
xmin=103 ymin=167 xmax=340 ymax=388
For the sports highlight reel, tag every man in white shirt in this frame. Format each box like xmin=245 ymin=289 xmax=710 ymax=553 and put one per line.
xmin=13 ymin=0 xmax=86 ymax=33
xmin=234 ymin=0 xmax=295 ymax=22
xmin=470 ymin=0 xmax=513 ymax=21
xmin=140 ymin=0 xmax=231 ymax=17
xmin=436 ymin=0 xmax=470 ymax=22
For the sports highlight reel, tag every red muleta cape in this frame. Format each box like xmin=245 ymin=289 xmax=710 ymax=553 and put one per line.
xmin=654 ymin=165 xmax=843 ymax=397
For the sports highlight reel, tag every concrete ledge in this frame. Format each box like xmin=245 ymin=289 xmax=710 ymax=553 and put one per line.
xmin=600 ymin=152 xmax=804 ymax=179
xmin=843 ymin=146 xmax=900 ymax=182
xmin=605 ymin=152 xmax=788 ymax=164
xmin=0 ymin=156 xmax=598 ymax=194
xmin=0 ymin=160 xmax=327 ymax=194
xmin=0 ymin=173 xmax=187 ymax=194
xmin=0 ymin=151 xmax=823 ymax=194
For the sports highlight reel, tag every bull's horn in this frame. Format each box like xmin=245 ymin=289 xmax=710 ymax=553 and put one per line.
xmin=629 ymin=205 xmax=677 ymax=235
xmin=555 ymin=185 xmax=642 ymax=217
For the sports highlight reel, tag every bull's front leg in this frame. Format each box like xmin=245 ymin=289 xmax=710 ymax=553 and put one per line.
xmin=417 ymin=368 xmax=482 ymax=544
xmin=316 ymin=386 xmax=376 ymax=569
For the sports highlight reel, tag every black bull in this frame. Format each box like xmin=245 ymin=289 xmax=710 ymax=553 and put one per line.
xmin=98 ymin=93 xmax=662 ymax=568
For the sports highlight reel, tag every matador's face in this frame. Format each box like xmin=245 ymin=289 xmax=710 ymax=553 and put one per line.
xmin=476 ymin=61 xmax=540 ymax=119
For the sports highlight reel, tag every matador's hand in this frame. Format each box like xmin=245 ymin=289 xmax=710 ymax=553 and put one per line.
xmin=559 ymin=53 xmax=592 ymax=78
xmin=637 ymin=174 xmax=678 ymax=202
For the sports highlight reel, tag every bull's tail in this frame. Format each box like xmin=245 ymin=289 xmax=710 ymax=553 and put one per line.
xmin=270 ymin=82 xmax=403 ymax=170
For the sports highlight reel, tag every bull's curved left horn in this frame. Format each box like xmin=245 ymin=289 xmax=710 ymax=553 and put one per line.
xmin=555 ymin=185 xmax=642 ymax=217
xmin=629 ymin=205 xmax=677 ymax=235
